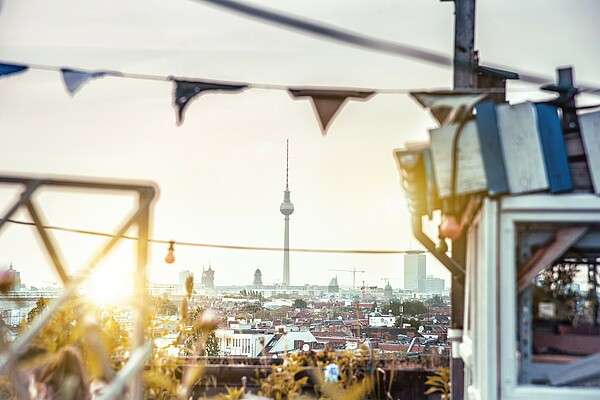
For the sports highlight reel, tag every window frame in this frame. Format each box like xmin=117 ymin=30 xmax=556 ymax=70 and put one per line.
xmin=499 ymin=194 xmax=600 ymax=399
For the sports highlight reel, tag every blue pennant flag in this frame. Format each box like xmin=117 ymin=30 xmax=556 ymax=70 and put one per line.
xmin=169 ymin=78 xmax=248 ymax=126
xmin=0 ymin=62 xmax=29 ymax=78
xmin=61 ymin=68 xmax=108 ymax=96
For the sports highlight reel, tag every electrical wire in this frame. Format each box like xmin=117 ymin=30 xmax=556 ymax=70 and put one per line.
xmin=2 ymin=219 xmax=421 ymax=255
xmin=193 ymin=0 xmax=453 ymax=67
xmin=192 ymin=0 xmax=600 ymax=95
xmin=3 ymin=3 xmax=599 ymax=94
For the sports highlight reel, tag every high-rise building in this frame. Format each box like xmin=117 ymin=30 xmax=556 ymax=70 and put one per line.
xmin=404 ymin=250 xmax=426 ymax=292
xmin=426 ymin=275 xmax=445 ymax=294
xmin=179 ymin=270 xmax=192 ymax=286
xmin=280 ymin=140 xmax=294 ymax=286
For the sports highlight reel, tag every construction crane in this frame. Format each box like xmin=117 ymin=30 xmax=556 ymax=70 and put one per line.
xmin=328 ymin=267 xmax=365 ymax=289
xmin=350 ymin=281 xmax=378 ymax=339
xmin=359 ymin=281 xmax=378 ymax=303
xmin=380 ymin=277 xmax=401 ymax=285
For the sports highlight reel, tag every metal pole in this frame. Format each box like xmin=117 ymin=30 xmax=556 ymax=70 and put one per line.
xmin=450 ymin=1 xmax=476 ymax=399
xmin=453 ymin=0 xmax=477 ymax=90
xmin=130 ymin=191 xmax=152 ymax=400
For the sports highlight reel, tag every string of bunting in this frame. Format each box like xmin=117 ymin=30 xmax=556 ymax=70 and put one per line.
xmin=0 ymin=59 xmax=558 ymax=135
xmin=0 ymin=60 xmax=387 ymax=134
xmin=2 ymin=1 xmax=599 ymax=133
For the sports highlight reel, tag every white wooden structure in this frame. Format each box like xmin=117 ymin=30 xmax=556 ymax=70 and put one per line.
xmin=399 ymin=69 xmax=600 ymax=400
xmin=460 ymin=194 xmax=600 ymax=400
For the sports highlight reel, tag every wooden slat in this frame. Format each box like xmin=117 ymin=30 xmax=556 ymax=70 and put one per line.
xmin=547 ymin=351 xmax=600 ymax=386
xmin=429 ymin=120 xmax=487 ymax=198
xmin=475 ymin=101 xmax=509 ymax=197
xmin=496 ymin=102 xmax=549 ymax=194
xmin=579 ymin=111 xmax=600 ymax=193
xmin=535 ymin=104 xmax=573 ymax=193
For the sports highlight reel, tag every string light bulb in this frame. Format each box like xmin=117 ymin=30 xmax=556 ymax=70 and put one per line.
xmin=439 ymin=214 xmax=461 ymax=241
xmin=165 ymin=241 xmax=176 ymax=264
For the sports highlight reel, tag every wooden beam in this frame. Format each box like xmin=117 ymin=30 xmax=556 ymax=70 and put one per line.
xmin=547 ymin=351 xmax=600 ymax=386
xmin=517 ymin=226 xmax=588 ymax=293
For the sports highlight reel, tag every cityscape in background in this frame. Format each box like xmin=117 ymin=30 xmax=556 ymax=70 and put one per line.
xmin=0 ymin=148 xmax=450 ymax=363
xmin=0 ymin=249 xmax=447 ymax=326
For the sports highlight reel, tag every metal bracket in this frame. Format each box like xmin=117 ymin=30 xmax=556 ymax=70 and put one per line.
xmin=0 ymin=174 xmax=157 ymax=400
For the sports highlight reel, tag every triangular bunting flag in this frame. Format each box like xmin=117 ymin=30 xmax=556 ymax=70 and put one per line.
xmin=288 ymin=89 xmax=375 ymax=135
xmin=169 ymin=78 xmax=248 ymax=126
xmin=60 ymin=68 xmax=109 ymax=96
xmin=0 ymin=62 xmax=29 ymax=78
xmin=410 ymin=91 xmax=488 ymax=126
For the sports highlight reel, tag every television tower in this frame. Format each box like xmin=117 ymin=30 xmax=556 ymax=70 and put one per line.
xmin=280 ymin=140 xmax=294 ymax=286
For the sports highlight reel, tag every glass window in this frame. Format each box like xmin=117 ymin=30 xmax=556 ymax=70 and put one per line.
xmin=516 ymin=222 xmax=600 ymax=387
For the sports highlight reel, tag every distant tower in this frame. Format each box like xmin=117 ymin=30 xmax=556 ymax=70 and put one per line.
xmin=328 ymin=276 xmax=339 ymax=293
xmin=7 ymin=262 xmax=21 ymax=290
xmin=404 ymin=250 xmax=426 ymax=292
xmin=384 ymin=281 xmax=393 ymax=301
xmin=202 ymin=263 xmax=215 ymax=289
xmin=253 ymin=268 xmax=263 ymax=288
xmin=280 ymin=140 xmax=294 ymax=286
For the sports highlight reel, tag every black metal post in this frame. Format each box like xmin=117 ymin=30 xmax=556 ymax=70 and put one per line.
xmin=449 ymin=1 xmax=476 ymax=399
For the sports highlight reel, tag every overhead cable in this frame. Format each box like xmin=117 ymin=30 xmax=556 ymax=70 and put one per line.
xmin=3 ymin=219 xmax=421 ymax=255
xmin=193 ymin=0 xmax=600 ymax=95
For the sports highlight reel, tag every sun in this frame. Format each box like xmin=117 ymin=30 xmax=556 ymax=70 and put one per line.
xmin=85 ymin=264 xmax=134 ymax=306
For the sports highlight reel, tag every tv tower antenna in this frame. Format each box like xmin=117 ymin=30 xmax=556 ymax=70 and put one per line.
xmin=280 ymin=139 xmax=294 ymax=286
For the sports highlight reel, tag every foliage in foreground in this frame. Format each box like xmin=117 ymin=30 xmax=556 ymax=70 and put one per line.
xmin=425 ymin=367 xmax=450 ymax=399
xmin=3 ymin=269 xmax=445 ymax=399
xmin=257 ymin=346 xmax=375 ymax=400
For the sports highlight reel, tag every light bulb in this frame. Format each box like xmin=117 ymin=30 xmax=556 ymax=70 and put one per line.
xmin=440 ymin=214 xmax=461 ymax=241
xmin=165 ymin=241 xmax=175 ymax=264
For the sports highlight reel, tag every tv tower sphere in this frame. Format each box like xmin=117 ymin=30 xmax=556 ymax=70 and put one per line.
xmin=280 ymin=198 xmax=294 ymax=215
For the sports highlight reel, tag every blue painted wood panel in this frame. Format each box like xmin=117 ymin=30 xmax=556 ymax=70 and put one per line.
xmin=475 ymin=102 xmax=509 ymax=197
xmin=535 ymin=104 xmax=573 ymax=193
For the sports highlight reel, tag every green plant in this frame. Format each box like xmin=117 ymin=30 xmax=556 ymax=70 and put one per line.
xmin=218 ymin=385 xmax=246 ymax=399
xmin=425 ymin=367 xmax=450 ymax=399
xmin=259 ymin=356 xmax=309 ymax=400
xmin=256 ymin=345 xmax=377 ymax=400
xmin=314 ymin=375 xmax=373 ymax=400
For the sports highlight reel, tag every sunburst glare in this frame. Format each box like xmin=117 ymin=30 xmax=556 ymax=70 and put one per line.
xmin=85 ymin=264 xmax=134 ymax=306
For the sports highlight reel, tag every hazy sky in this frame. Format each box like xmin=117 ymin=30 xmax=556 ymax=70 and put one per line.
xmin=0 ymin=0 xmax=598 ymax=290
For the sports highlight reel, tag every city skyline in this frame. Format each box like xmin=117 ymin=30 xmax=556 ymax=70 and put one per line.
xmin=1 ymin=241 xmax=441 ymax=290
xmin=0 ymin=1 xmax=598 ymax=290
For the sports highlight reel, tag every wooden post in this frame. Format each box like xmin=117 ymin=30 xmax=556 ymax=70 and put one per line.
xmin=450 ymin=1 xmax=476 ymax=399
xmin=453 ymin=0 xmax=477 ymax=90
